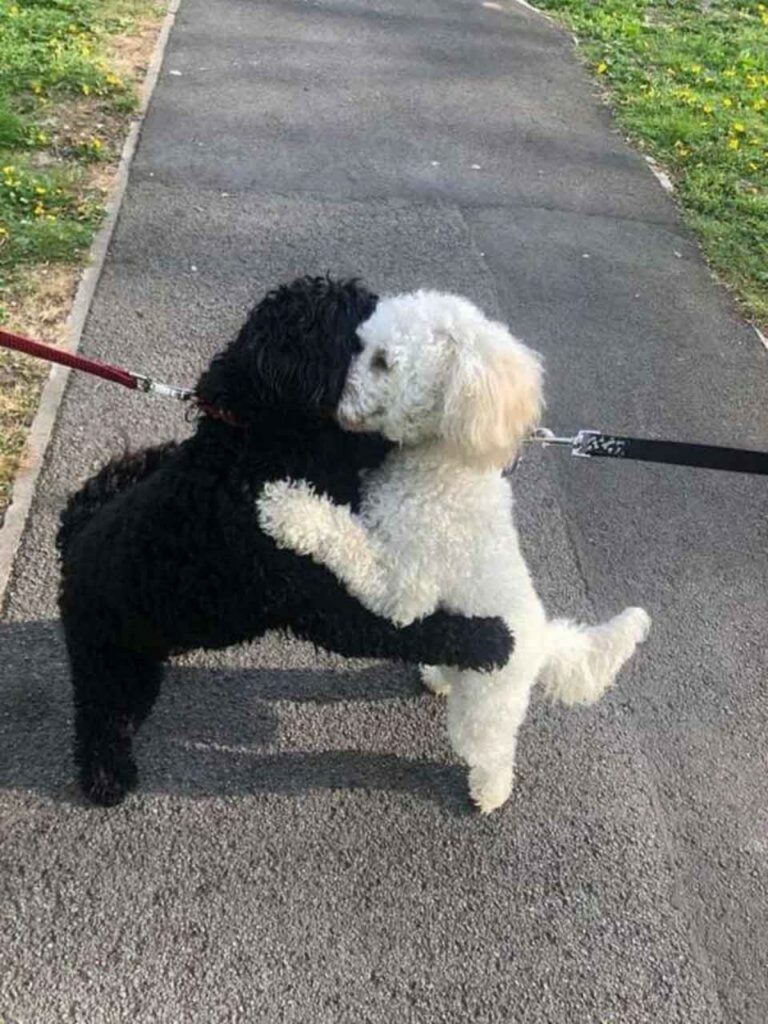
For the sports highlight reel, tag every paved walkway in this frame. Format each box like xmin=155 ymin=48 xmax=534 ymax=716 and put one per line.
xmin=2 ymin=1 xmax=767 ymax=1021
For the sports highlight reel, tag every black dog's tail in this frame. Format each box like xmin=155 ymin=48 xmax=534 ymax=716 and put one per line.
xmin=57 ymin=442 xmax=178 ymax=554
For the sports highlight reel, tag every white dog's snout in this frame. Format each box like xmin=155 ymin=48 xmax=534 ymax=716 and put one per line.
xmin=337 ymin=380 xmax=368 ymax=432
xmin=337 ymin=411 xmax=366 ymax=432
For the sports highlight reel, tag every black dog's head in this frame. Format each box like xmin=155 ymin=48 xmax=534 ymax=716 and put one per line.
xmin=196 ymin=276 xmax=378 ymax=425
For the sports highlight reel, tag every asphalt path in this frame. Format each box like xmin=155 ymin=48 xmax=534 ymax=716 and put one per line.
xmin=2 ymin=1 xmax=767 ymax=1021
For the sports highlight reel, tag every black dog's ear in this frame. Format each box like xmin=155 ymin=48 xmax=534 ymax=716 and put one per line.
xmin=194 ymin=298 xmax=291 ymax=420
xmin=197 ymin=276 xmax=377 ymax=422
xmin=195 ymin=350 xmax=239 ymax=417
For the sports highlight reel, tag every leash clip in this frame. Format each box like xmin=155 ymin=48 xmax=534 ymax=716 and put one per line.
xmin=132 ymin=373 xmax=195 ymax=402
xmin=529 ymin=427 xmax=601 ymax=458
xmin=571 ymin=429 xmax=600 ymax=457
xmin=529 ymin=427 xmax=577 ymax=448
xmin=504 ymin=426 xmax=577 ymax=476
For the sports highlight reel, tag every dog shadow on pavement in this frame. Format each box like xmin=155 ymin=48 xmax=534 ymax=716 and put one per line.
xmin=0 ymin=619 xmax=468 ymax=812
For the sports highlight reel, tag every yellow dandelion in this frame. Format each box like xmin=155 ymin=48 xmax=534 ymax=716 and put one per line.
xmin=34 ymin=186 xmax=47 ymax=195
xmin=33 ymin=203 xmax=45 ymax=217
xmin=703 ymin=103 xmax=714 ymax=114
xmin=596 ymin=61 xmax=608 ymax=75
xmin=82 ymin=84 xmax=91 ymax=96
xmin=748 ymin=161 xmax=758 ymax=171
xmin=753 ymin=99 xmax=767 ymax=112
xmin=722 ymin=98 xmax=733 ymax=108
xmin=90 ymin=137 xmax=103 ymax=150
xmin=732 ymin=122 xmax=746 ymax=134
xmin=723 ymin=69 xmax=737 ymax=79
xmin=727 ymin=138 xmax=740 ymax=150
xmin=690 ymin=64 xmax=702 ymax=74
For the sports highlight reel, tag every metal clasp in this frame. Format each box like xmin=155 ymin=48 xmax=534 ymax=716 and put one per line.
xmin=519 ymin=427 xmax=602 ymax=458
xmin=571 ymin=429 xmax=600 ymax=457
xmin=131 ymin=373 xmax=194 ymax=402
xmin=504 ymin=427 xmax=603 ymax=475
xmin=525 ymin=427 xmax=578 ymax=448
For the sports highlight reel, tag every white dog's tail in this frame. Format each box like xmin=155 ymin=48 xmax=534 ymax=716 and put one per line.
xmin=538 ymin=607 xmax=651 ymax=707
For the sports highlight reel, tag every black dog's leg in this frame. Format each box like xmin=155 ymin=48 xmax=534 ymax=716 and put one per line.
xmin=288 ymin=595 xmax=512 ymax=672
xmin=69 ymin=639 xmax=164 ymax=806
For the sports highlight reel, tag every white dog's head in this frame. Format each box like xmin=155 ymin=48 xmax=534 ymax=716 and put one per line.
xmin=338 ymin=291 xmax=543 ymax=469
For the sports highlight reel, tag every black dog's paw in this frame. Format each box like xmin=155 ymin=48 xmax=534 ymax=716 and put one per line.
xmin=408 ymin=611 xmax=513 ymax=672
xmin=462 ymin=615 xmax=514 ymax=672
xmin=79 ymin=753 xmax=138 ymax=807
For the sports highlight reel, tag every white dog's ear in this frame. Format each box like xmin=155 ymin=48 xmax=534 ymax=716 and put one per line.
xmin=440 ymin=322 xmax=543 ymax=469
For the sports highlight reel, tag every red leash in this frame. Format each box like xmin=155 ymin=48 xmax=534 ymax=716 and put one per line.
xmin=0 ymin=326 xmax=195 ymax=402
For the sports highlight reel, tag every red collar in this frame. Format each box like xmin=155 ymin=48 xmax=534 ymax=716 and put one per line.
xmin=195 ymin=400 xmax=245 ymax=429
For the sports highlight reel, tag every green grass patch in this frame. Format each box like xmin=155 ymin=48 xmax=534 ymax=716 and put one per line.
xmin=534 ymin=0 xmax=768 ymax=326
xmin=1 ymin=158 xmax=102 ymax=266
xmin=0 ymin=0 xmax=159 ymax=319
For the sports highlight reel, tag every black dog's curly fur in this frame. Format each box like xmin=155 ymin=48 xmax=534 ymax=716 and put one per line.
xmin=58 ymin=276 xmax=512 ymax=806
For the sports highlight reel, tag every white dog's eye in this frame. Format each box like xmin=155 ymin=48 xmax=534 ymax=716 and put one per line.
xmin=371 ymin=350 xmax=390 ymax=372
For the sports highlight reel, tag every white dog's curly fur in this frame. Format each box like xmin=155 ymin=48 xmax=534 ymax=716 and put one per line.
xmin=258 ymin=291 xmax=650 ymax=813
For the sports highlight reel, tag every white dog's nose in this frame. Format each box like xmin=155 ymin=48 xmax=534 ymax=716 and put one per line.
xmin=337 ymin=411 xmax=365 ymax=432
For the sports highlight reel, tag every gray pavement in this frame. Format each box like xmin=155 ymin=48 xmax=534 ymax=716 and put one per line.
xmin=2 ymin=0 xmax=768 ymax=1021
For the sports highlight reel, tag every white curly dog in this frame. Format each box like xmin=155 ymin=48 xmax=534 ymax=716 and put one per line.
xmin=258 ymin=291 xmax=650 ymax=813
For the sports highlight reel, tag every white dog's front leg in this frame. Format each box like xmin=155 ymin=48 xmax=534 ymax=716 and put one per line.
xmin=257 ymin=479 xmax=436 ymax=626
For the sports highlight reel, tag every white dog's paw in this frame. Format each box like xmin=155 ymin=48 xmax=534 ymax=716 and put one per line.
xmin=468 ymin=764 xmax=514 ymax=815
xmin=420 ymin=665 xmax=452 ymax=697
xmin=257 ymin=479 xmax=334 ymax=556
xmin=619 ymin=606 xmax=652 ymax=644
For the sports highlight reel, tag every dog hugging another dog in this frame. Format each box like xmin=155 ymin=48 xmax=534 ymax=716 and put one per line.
xmin=58 ymin=276 xmax=649 ymax=812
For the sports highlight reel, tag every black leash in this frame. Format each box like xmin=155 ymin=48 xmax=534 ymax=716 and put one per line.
xmin=520 ymin=428 xmax=768 ymax=475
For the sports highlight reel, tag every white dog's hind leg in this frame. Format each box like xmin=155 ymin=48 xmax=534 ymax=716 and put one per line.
xmin=447 ymin=668 xmax=534 ymax=814
xmin=539 ymin=607 xmax=651 ymax=707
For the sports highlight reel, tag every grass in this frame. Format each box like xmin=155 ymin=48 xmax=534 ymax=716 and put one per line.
xmin=533 ymin=0 xmax=768 ymax=328
xmin=0 ymin=0 xmax=162 ymax=524
xmin=0 ymin=344 xmax=48 ymax=513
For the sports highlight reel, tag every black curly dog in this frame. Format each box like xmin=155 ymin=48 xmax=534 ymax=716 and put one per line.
xmin=58 ymin=276 xmax=512 ymax=806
